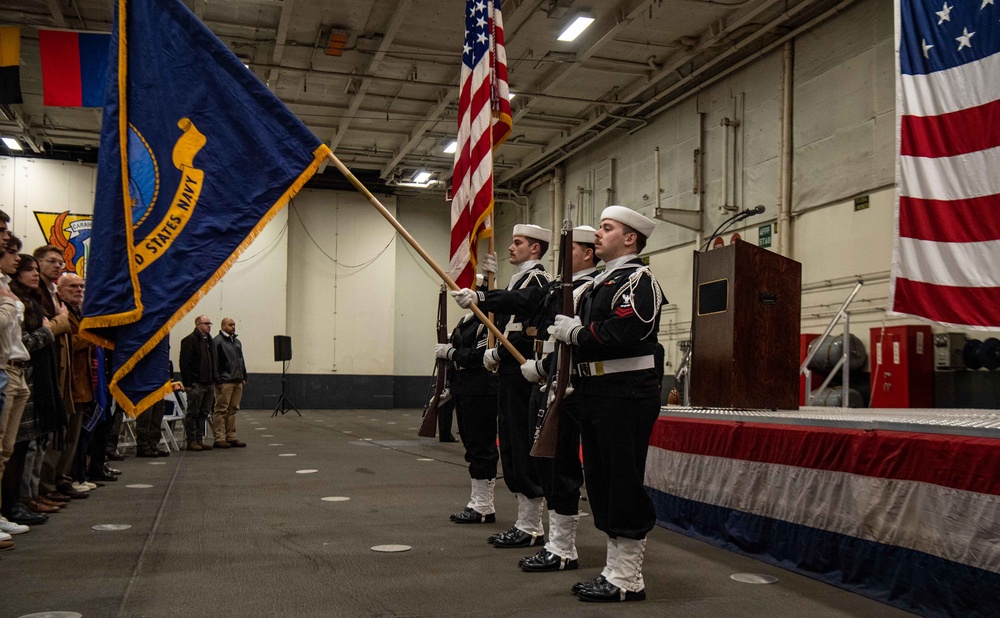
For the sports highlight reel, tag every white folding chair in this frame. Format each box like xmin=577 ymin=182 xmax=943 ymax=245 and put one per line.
xmin=161 ymin=389 xmax=187 ymax=451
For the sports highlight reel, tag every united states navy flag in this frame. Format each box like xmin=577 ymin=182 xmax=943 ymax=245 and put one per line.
xmin=81 ymin=0 xmax=331 ymax=416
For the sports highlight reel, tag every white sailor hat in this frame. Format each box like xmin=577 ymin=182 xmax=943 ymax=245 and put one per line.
xmin=600 ymin=205 xmax=655 ymax=239
xmin=572 ymin=225 xmax=598 ymax=244
xmin=512 ymin=223 xmax=552 ymax=244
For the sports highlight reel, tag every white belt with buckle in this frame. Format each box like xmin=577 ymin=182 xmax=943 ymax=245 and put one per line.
xmin=576 ymin=355 xmax=655 ymax=377
xmin=504 ymin=322 xmax=523 ymax=337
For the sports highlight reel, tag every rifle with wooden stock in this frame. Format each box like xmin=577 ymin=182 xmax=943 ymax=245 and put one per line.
xmin=419 ymin=286 xmax=449 ymax=437
xmin=530 ymin=219 xmax=574 ymax=458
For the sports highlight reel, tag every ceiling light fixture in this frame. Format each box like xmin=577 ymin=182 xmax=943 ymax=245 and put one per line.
xmin=412 ymin=170 xmax=432 ymax=184
xmin=2 ymin=137 xmax=22 ymax=151
xmin=509 ymin=92 xmax=516 ymax=100
xmin=443 ymin=140 xmax=457 ymax=154
xmin=558 ymin=16 xmax=595 ymax=42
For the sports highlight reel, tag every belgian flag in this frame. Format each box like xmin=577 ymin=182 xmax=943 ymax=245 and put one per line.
xmin=0 ymin=26 xmax=22 ymax=105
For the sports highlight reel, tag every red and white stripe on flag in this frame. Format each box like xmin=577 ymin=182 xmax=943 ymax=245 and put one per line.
xmin=890 ymin=0 xmax=1000 ymax=328
xmin=450 ymin=0 xmax=511 ymax=289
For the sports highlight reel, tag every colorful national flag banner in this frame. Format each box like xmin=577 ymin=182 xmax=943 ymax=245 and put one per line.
xmin=890 ymin=0 xmax=1000 ymax=328
xmin=0 ymin=26 xmax=22 ymax=105
xmin=449 ymin=0 xmax=512 ymax=289
xmin=38 ymin=29 xmax=111 ymax=107
xmin=80 ymin=0 xmax=330 ymax=416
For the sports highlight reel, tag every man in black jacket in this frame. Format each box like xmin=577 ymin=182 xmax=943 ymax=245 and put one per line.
xmin=212 ymin=318 xmax=247 ymax=448
xmin=179 ymin=315 xmax=217 ymax=451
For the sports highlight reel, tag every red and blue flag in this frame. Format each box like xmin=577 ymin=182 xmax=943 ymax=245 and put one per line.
xmin=38 ymin=29 xmax=111 ymax=107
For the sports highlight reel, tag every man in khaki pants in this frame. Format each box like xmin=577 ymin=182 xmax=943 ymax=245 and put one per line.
xmin=212 ymin=318 xmax=246 ymax=449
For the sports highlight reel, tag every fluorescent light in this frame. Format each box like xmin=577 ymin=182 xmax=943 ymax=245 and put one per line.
xmin=508 ymin=92 xmax=516 ymax=100
xmin=2 ymin=137 xmax=22 ymax=151
xmin=413 ymin=171 xmax=432 ymax=184
xmin=558 ymin=16 xmax=594 ymax=42
xmin=443 ymin=140 xmax=457 ymax=154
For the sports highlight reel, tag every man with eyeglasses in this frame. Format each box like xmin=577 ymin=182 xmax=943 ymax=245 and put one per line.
xmin=179 ymin=315 xmax=218 ymax=452
xmin=34 ymin=246 xmax=86 ymax=500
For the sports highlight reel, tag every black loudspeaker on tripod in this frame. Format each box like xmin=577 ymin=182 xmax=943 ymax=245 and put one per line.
xmin=272 ymin=335 xmax=300 ymax=417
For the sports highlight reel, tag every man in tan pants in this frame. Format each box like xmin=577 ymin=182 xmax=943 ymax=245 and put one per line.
xmin=212 ymin=318 xmax=246 ymax=448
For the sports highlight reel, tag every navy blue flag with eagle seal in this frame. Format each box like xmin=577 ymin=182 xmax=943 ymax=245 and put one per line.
xmin=81 ymin=0 xmax=331 ymax=417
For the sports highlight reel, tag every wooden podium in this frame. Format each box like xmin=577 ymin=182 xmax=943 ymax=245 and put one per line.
xmin=690 ymin=240 xmax=801 ymax=409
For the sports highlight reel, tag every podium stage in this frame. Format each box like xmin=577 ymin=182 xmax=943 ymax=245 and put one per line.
xmin=644 ymin=406 xmax=1000 ymax=618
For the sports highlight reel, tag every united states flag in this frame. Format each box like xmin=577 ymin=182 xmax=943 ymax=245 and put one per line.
xmin=890 ymin=0 xmax=1000 ymax=328
xmin=450 ymin=0 xmax=512 ymax=289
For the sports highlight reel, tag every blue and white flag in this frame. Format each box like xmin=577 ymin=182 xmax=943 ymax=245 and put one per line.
xmin=81 ymin=0 xmax=330 ymax=416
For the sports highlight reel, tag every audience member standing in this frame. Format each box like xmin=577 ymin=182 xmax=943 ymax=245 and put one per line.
xmin=0 ymin=233 xmax=35 ymax=538
xmin=179 ymin=315 xmax=217 ymax=451
xmin=212 ymin=318 xmax=247 ymax=449
xmin=9 ymin=254 xmax=67 ymax=520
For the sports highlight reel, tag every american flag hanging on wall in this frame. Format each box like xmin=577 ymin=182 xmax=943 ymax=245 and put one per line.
xmin=449 ymin=0 xmax=512 ymax=289
xmin=890 ymin=0 xmax=1000 ymax=328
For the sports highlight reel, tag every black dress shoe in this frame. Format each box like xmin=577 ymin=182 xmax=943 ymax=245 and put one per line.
xmin=452 ymin=509 xmax=496 ymax=524
xmin=136 ymin=449 xmax=158 ymax=458
xmin=438 ymin=435 xmax=457 ymax=443
xmin=450 ymin=507 xmax=473 ymax=521
xmin=106 ymin=451 xmax=127 ymax=461
xmin=6 ymin=503 xmax=48 ymax=525
xmin=520 ymin=550 xmax=579 ymax=572
xmin=576 ymin=578 xmax=645 ymax=603
xmin=104 ymin=466 xmax=122 ymax=476
xmin=572 ymin=575 xmax=607 ymax=595
xmin=492 ymin=528 xmax=544 ymax=549
xmin=488 ymin=525 xmax=518 ymax=544
xmin=89 ymin=473 xmax=118 ymax=482
xmin=56 ymin=484 xmax=89 ymax=499
xmin=155 ymin=448 xmax=170 ymax=457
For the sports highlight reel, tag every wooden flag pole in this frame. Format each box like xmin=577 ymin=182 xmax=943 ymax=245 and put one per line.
xmin=325 ymin=152 xmax=526 ymax=365
xmin=486 ymin=227 xmax=497 ymax=349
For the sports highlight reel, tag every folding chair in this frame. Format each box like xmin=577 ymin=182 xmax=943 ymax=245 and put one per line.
xmin=161 ymin=385 xmax=187 ymax=451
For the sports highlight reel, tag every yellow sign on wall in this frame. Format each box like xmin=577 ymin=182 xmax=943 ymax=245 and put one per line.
xmin=33 ymin=211 xmax=93 ymax=278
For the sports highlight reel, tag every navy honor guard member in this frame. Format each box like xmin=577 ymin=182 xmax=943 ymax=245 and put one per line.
xmin=517 ymin=225 xmax=600 ymax=574
xmin=549 ymin=206 xmax=664 ymax=603
xmin=451 ymin=223 xmax=551 ymax=548
xmin=436 ymin=294 xmax=500 ymax=524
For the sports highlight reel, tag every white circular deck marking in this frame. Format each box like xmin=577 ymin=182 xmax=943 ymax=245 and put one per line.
xmin=278 ymin=453 xmax=297 ymax=457
xmin=408 ymin=427 xmax=418 ymax=430
xmin=254 ymin=427 xmax=267 ymax=430
xmin=126 ymin=484 xmax=153 ymax=489
xmin=18 ymin=612 xmax=84 ymax=618
xmin=92 ymin=524 xmax=131 ymax=531
xmin=261 ymin=434 xmax=274 ymax=437
xmin=296 ymin=469 xmax=318 ymax=474
xmin=730 ymin=573 xmax=778 ymax=584
xmin=147 ymin=461 xmax=166 ymax=465
xmin=579 ymin=511 xmax=589 ymax=517
xmin=322 ymin=496 xmax=351 ymax=502
xmin=371 ymin=544 xmax=411 ymax=553
xmin=269 ymin=443 xmax=284 ymax=446
xmin=402 ymin=413 xmax=410 ymax=417
xmin=386 ymin=422 xmax=397 ymax=425
xmin=363 ymin=438 xmax=373 ymax=441
xmin=416 ymin=458 xmax=434 ymax=461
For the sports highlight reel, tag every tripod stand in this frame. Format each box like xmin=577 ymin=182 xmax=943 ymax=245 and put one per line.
xmin=272 ymin=360 xmax=301 ymax=417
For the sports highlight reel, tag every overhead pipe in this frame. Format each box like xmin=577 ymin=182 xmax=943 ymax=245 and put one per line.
xmin=501 ymin=0 xmax=857 ymax=188
xmin=777 ymin=41 xmax=794 ymax=258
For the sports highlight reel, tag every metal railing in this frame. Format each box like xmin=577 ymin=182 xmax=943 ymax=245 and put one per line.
xmin=800 ymin=280 xmax=864 ymax=408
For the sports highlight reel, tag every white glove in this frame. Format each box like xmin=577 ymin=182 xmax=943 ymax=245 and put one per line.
xmin=548 ymin=315 xmax=583 ymax=344
xmin=520 ymin=360 xmax=545 ymax=382
xmin=481 ymin=252 xmax=498 ymax=274
xmin=483 ymin=347 xmax=500 ymax=371
xmin=451 ymin=288 xmax=478 ymax=309
xmin=435 ymin=343 xmax=454 ymax=360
